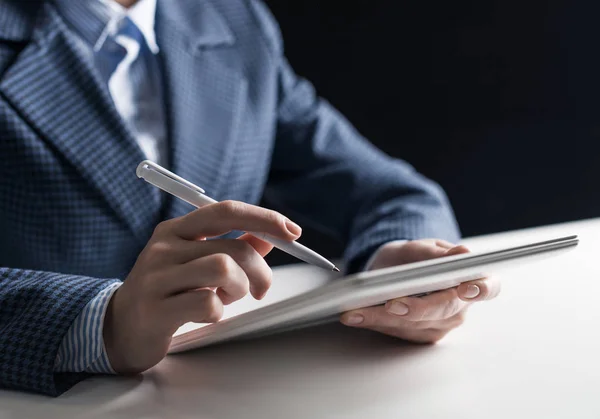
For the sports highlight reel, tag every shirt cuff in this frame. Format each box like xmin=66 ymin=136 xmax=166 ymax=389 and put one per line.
xmin=54 ymin=282 xmax=122 ymax=374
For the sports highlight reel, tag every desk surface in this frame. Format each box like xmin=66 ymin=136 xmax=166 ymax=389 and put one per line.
xmin=2 ymin=219 xmax=600 ymax=418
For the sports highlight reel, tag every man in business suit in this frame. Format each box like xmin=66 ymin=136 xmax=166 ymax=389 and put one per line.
xmin=0 ymin=0 xmax=500 ymax=396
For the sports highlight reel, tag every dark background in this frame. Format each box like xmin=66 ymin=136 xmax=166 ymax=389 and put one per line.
xmin=263 ymin=0 xmax=600 ymax=265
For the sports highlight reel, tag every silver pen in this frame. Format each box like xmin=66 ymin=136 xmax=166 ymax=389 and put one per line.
xmin=136 ymin=160 xmax=340 ymax=272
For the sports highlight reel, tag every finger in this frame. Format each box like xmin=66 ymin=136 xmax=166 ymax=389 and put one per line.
xmin=457 ymin=276 xmax=501 ymax=302
xmin=146 ymin=236 xmax=273 ymax=264
xmin=384 ymin=287 xmax=468 ymax=321
xmin=434 ymin=239 xmax=456 ymax=249
xmin=210 ymin=239 xmax=272 ymax=299
xmin=237 ymin=233 xmax=275 ymax=257
xmin=168 ymin=239 xmax=272 ymax=299
xmin=341 ymin=305 xmax=434 ymax=330
xmin=402 ymin=241 xmax=450 ymax=262
xmin=152 ymin=253 xmax=250 ymax=305
xmin=444 ymin=245 xmax=470 ymax=256
xmin=173 ymin=201 xmax=302 ymax=241
xmin=163 ymin=289 xmax=224 ymax=332
xmin=149 ymin=239 xmax=272 ymax=300
xmin=340 ymin=306 xmax=467 ymax=330
xmin=340 ymin=306 xmax=460 ymax=343
xmin=340 ymin=306 xmax=465 ymax=343
xmin=377 ymin=241 xmax=451 ymax=267
xmin=141 ymin=234 xmax=278 ymax=268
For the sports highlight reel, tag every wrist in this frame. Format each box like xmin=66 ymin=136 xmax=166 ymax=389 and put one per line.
xmin=102 ymin=290 xmax=121 ymax=371
xmin=102 ymin=288 xmax=136 ymax=374
xmin=102 ymin=286 xmax=173 ymax=375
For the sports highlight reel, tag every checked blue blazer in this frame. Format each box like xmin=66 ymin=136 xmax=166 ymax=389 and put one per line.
xmin=0 ymin=0 xmax=460 ymax=396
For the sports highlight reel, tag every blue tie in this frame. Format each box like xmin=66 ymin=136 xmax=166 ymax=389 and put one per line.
xmin=95 ymin=18 xmax=152 ymax=82
xmin=94 ymin=16 xmax=167 ymax=203
xmin=95 ymin=16 xmax=162 ymax=125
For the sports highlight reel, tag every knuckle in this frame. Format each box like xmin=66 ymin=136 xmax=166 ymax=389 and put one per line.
xmin=267 ymin=210 xmax=285 ymax=227
xmin=209 ymin=253 xmax=236 ymax=278
xmin=147 ymin=241 xmax=173 ymax=257
xmin=219 ymin=200 xmax=242 ymax=217
xmin=153 ymin=220 xmax=172 ymax=236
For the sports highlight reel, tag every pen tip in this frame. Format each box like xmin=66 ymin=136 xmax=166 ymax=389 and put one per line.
xmin=333 ymin=266 xmax=341 ymax=272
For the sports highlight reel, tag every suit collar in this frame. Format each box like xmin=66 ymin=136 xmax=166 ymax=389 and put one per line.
xmin=52 ymin=0 xmax=111 ymax=50
xmin=0 ymin=2 xmax=160 ymax=242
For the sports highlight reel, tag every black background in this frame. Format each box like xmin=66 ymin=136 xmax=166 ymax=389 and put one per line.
xmin=263 ymin=0 xmax=600 ymax=265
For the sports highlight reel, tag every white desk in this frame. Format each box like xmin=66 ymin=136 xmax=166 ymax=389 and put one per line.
xmin=2 ymin=219 xmax=600 ymax=418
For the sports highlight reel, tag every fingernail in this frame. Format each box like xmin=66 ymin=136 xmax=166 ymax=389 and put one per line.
xmin=285 ymin=219 xmax=302 ymax=236
xmin=387 ymin=302 xmax=409 ymax=316
xmin=344 ymin=314 xmax=364 ymax=325
xmin=464 ymin=284 xmax=480 ymax=299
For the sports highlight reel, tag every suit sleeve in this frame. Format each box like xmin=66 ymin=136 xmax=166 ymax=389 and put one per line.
xmin=0 ymin=268 xmax=119 ymax=396
xmin=250 ymin=1 xmax=461 ymax=272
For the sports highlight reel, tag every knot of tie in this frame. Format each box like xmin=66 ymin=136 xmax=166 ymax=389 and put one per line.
xmin=95 ymin=16 xmax=152 ymax=84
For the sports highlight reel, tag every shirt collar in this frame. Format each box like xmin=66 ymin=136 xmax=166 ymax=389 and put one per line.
xmin=54 ymin=0 xmax=159 ymax=54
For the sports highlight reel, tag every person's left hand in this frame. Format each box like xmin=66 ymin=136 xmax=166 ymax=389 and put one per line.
xmin=340 ymin=239 xmax=501 ymax=343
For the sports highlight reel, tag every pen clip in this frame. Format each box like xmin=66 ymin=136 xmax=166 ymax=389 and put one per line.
xmin=136 ymin=160 xmax=206 ymax=194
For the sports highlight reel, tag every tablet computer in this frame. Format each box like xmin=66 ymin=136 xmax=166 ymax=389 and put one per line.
xmin=168 ymin=235 xmax=578 ymax=354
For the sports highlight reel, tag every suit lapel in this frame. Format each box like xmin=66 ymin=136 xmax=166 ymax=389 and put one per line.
xmin=156 ymin=0 xmax=248 ymax=219
xmin=0 ymin=3 xmax=160 ymax=241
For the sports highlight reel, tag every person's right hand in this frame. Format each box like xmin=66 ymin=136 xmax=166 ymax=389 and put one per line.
xmin=103 ymin=200 xmax=302 ymax=374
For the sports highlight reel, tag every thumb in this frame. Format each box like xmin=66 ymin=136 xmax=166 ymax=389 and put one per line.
xmin=444 ymin=245 xmax=470 ymax=257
